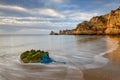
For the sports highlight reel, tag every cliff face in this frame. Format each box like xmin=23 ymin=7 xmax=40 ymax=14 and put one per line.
xmin=105 ymin=8 xmax=120 ymax=34
xmin=59 ymin=7 xmax=120 ymax=35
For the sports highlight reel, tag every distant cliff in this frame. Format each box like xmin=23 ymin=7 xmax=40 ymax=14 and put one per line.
xmin=55 ymin=7 xmax=120 ymax=35
xmin=50 ymin=31 xmax=58 ymax=35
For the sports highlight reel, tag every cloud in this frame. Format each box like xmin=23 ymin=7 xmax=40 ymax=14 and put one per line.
xmin=0 ymin=8 xmax=98 ymax=25
xmin=62 ymin=10 xmax=98 ymax=21
xmin=0 ymin=14 xmax=88 ymax=28
xmin=0 ymin=0 xmax=119 ymax=34
xmin=37 ymin=8 xmax=65 ymax=18
xmin=50 ymin=0 xmax=64 ymax=3
xmin=0 ymin=3 xmax=99 ymax=34
xmin=0 ymin=16 xmax=78 ymax=34
xmin=70 ymin=12 xmax=98 ymax=20
xmin=0 ymin=0 xmax=46 ymax=9
xmin=0 ymin=4 xmax=27 ymax=12
xmin=0 ymin=4 xmax=65 ymax=18
xmin=0 ymin=9 xmax=98 ymax=34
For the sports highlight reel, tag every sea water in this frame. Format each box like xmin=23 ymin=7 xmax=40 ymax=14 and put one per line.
xmin=0 ymin=35 xmax=117 ymax=80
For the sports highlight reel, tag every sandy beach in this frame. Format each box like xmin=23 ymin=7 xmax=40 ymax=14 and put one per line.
xmin=83 ymin=36 xmax=120 ymax=80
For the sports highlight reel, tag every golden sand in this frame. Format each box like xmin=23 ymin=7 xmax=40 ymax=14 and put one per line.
xmin=83 ymin=36 xmax=120 ymax=80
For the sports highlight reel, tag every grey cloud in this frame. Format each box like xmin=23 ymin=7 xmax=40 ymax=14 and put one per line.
xmin=0 ymin=0 xmax=45 ymax=9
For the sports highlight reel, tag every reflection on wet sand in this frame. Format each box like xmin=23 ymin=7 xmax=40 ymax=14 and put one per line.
xmin=83 ymin=35 xmax=120 ymax=80
xmin=105 ymin=36 xmax=120 ymax=64
xmin=75 ymin=35 xmax=103 ymax=43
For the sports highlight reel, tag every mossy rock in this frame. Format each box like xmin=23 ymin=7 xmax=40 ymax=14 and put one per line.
xmin=20 ymin=49 xmax=49 ymax=63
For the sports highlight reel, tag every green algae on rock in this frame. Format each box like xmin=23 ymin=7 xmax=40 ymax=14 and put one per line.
xmin=20 ymin=49 xmax=49 ymax=63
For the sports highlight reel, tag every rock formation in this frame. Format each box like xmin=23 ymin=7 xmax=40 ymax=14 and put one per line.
xmin=50 ymin=31 xmax=58 ymax=35
xmin=20 ymin=49 xmax=66 ymax=64
xmin=58 ymin=6 xmax=120 ymax=35
xmin=20 ymin=49 xmax=52 ymax=63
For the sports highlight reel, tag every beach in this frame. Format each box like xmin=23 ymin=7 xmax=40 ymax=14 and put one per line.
xmin=83 ymin=35 xmax=120 ymax=80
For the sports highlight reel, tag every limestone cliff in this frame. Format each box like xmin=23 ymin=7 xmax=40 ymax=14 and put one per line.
xmin=59 ymin=6 xmax=120 ymax=35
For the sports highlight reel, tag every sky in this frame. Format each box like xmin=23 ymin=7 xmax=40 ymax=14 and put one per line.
xmin=0 ymin=0 xmax=119 ymax=34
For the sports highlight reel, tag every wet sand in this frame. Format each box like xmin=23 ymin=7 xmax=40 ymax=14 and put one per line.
xmin=83 ymin=63 xmax=120 ymax=80
xmin=83 ymin=36 xmax=120 ymax=80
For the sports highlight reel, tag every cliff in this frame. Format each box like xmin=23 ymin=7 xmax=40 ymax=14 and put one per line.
xmin=58 ymin=6 xmax=120 ymax=35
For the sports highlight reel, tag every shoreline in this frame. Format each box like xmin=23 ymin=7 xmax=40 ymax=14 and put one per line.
xmin=83 ymin=36 xmax=120 ymax=80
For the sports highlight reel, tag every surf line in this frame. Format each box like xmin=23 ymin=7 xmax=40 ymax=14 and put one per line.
xmin=99 ymin=38 xmax=119 ymax=56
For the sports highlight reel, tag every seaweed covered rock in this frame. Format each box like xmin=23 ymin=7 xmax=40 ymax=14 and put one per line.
xmin=20 ymin=49 xmax=52 ymax=63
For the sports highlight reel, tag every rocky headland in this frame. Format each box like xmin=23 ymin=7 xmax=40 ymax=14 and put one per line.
xmin=51 ymin=6 xmax=120 ymax=35
xmin=50 ymin=31 xmax=58 ymax=35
